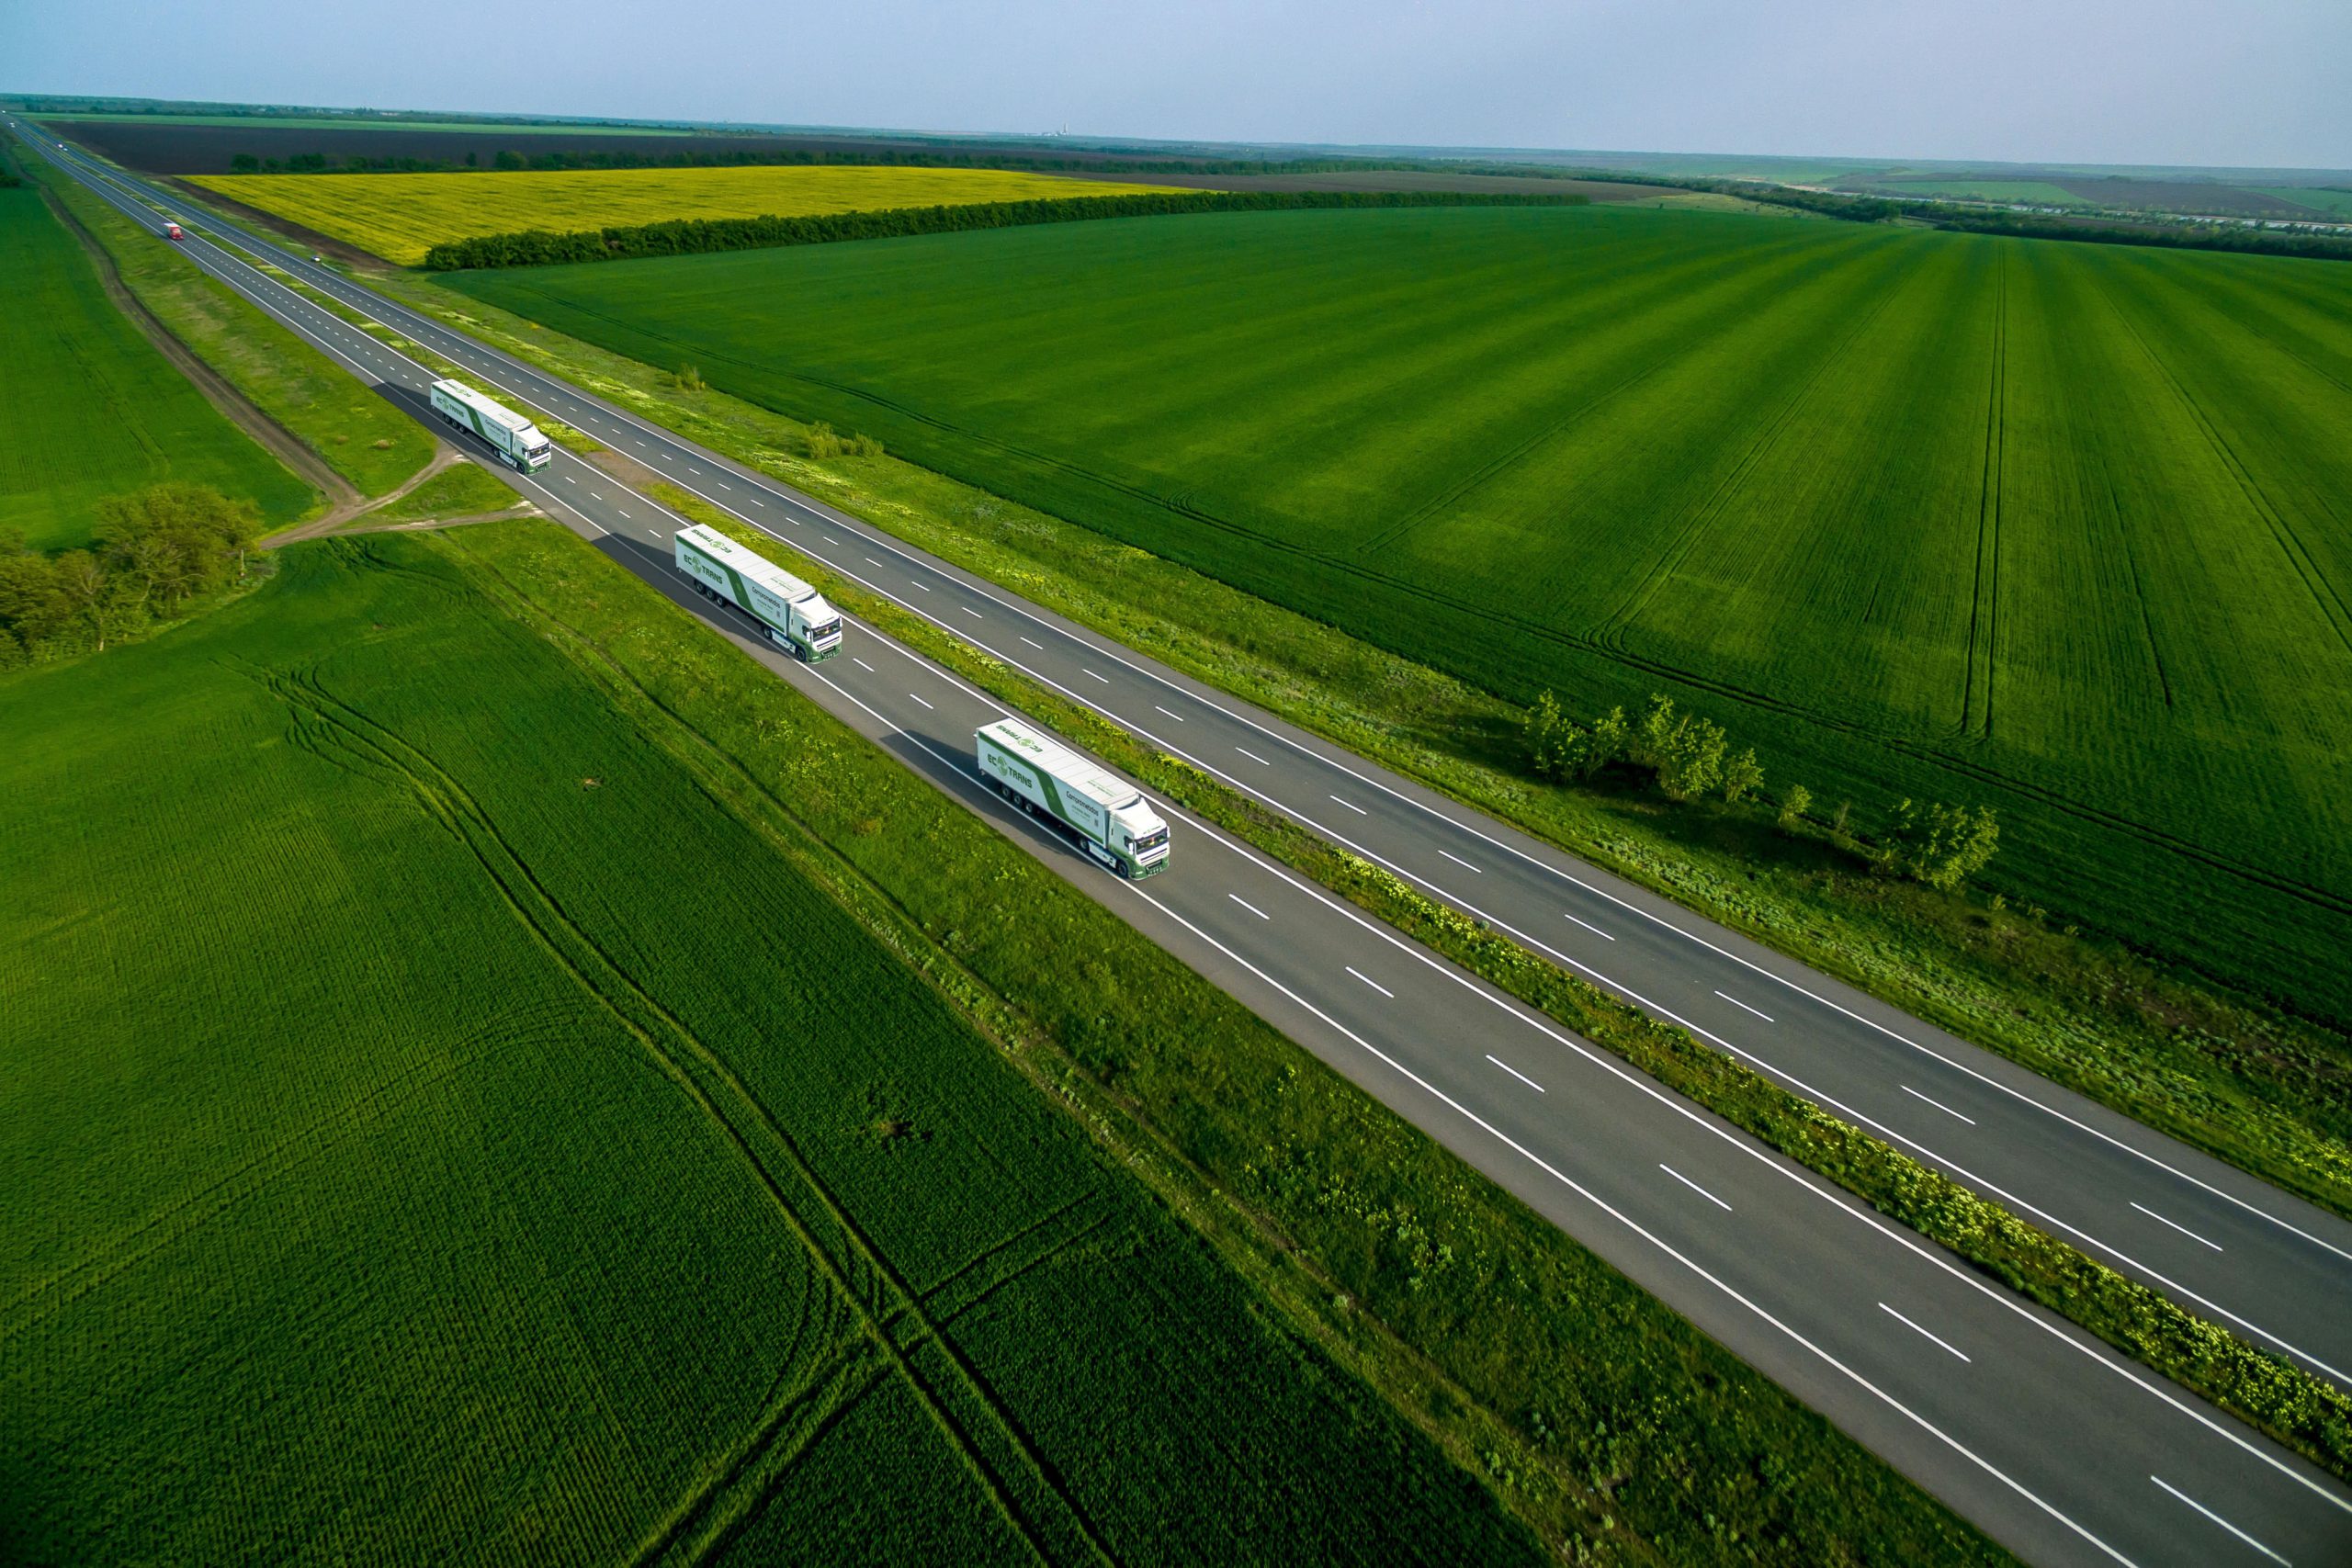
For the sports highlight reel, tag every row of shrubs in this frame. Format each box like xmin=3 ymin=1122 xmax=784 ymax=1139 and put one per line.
xmin=1526 ymin=691 xmax=2001 ymax=891
xmin=420 ymin=188 xmax=1590 ymax=270
xmin=704 ymin=500 xmax=2352 ymax=1489
xmin=0 ymin=483 xmax=264 ymax=665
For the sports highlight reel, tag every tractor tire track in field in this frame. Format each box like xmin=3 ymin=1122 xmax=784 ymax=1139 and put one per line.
xmin=1959 ymin=250 xmax=2008 ymax=742
xmin=254 ymin=662 xmax=1121 ymax=1568
xmin=631 ymin=1338 xmax=889 ymax=1568
xmin=2090 ymin=273 xmax=2352 ymax=661
xmin=652 ymin=1207 xmax=1117 ymax=1568
xmin=1592 ymin=259 xmax=1913 ymax=656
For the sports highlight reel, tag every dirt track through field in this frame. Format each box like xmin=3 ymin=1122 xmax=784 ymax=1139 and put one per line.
xmin=37 ymin=178 xmax=362 ymax=517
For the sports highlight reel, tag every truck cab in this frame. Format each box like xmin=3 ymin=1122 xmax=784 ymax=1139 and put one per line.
xmin=788 ymin=598 xmax=843 ymax=660
xmin=164 ymin=222 xmax=184 ymax=242
xmin=1109 ymin=797 xmax=1171 ymax=875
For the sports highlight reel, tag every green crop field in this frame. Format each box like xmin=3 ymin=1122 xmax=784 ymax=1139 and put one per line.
xmin=1868 ymin=178 xmax=2087 ymax=206
xmin=193 ymin=165 xmax=1183 ymax=265
xmin=453 ymin=205 xmax=2352 ymax=1011
xmin=2256 ymin=186 xmax=2352 ymax=218
xmin=0 ymin=177 xmax=311 ymax=547
xmin=0 ymin=528 xmax=1536 ymax=1564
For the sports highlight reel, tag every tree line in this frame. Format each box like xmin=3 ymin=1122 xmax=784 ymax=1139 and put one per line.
xmin=224 ymin=143 xmax=1622 ymax=182
xmin=0 ymin=484 xmax=264 ymax=665
xmin=421 ymin=187 xmax=1590 ymax=271
xmin=1526 ymin=691 xmax=2000 ymax=893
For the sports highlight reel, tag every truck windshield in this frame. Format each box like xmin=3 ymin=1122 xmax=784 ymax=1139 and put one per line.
xmin=1132 ymin=829 xmax=1169 ymax=853
xmin=809 ymin=619 xmax=842 ymax=642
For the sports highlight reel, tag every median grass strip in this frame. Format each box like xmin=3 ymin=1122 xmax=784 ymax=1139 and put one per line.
xmin=652 ymin=486 xmax=2352 ymax=1488
xmin=28 ymin=151 xmax=434 ymax=499
xmin=446 ymin=209 xmax=2352 ymax=1028
xmin=439 ymin=511 xmax=2008 ymax=1567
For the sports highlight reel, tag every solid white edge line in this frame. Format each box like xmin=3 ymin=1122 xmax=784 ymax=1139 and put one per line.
xmin=1130 ymin=800 xmax=2352 ymax=1518
xmin=86 ymin=148 xmax=2352 ymax=1463
xmin=518 ymin=327 xmax=2352 ymax=1406
xmin=1128 ymin=885 xmax=2133 ymax=1566
xmin=1881 ymin=1302 xmax=1973 ymax=1363
xmin=2150 ymin=1476 xmax=2290 ymax=1566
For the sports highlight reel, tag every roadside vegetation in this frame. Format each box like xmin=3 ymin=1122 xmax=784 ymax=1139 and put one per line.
xmin=0 ymin=481 xmax=270 ymax=663
xmin=659 ymin=485 xmax=2352 ymax=1490
xmin=385 ymin=221 xmax=2352 ymax=1222
xmin=0 ymin=528 xmax=1553 ymax=1568
xmin=24 ymin=149 xmax=435 ymax=498
xmin=435 ymin=513 xmax=2011 ymax=1565
xmin=0 ymin=162 xmax=310 ymax=547
xmin=359 ymin=457 xmax=518 ymax=523
xmin=446 ymin=203 xmax=2352 ymax=1032
xmin=192 ymin=164 xmax=1189 ymax=264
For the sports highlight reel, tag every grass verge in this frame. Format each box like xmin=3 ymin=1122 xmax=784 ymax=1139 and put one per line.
xmin=4 ymin=529 xmax=1545 ymax=1564
xmin=434 ymin=513 xmax=2010 ymax=1567
xmin=655 ymin=484 xmax=2352 ymax=1489
xmin=361 ymin=459 xmax=521 ymax=523
xmin=361 ymin=259 xmax=2352 ymax=1228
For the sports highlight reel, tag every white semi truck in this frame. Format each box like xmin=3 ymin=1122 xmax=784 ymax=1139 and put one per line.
xmin=428 ymin=378 xmax=552 ymax=472
xmin=978 ymin=718 xmax=1170 ymax=878
xmin=673 ymin=523 xmax=843 ymax=661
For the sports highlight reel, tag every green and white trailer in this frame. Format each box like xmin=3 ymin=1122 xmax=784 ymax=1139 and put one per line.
xmin=428 ymin=378 xmax=552 ymax=472
xmin=673 ymin=523 xmax=843 ymax=661
xmin=977 ymin=717 xmax=1170 ymax=877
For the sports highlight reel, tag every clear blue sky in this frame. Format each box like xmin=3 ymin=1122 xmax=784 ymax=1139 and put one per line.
xmin=6 ymin=0 xmax=2346 ymax=170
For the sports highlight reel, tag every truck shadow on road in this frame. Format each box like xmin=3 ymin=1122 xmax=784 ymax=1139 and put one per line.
xmin=587 ymin=533 xmax=1104 ymax=884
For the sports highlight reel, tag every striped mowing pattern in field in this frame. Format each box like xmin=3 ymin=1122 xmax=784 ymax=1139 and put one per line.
xmin=190 ymin=164 xmax=1187 ymax=265
xmin=452 ymin=205 xmax=2352 ymax=1010
xmin=0 ymin=533 xmax=1539 ymax=1564
xmin=0 ymin=177 xmax=311 ymax=547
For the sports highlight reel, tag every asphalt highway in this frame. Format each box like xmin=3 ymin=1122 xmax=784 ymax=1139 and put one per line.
xmin=27 ymin=129 xmax=2352 ymax=1566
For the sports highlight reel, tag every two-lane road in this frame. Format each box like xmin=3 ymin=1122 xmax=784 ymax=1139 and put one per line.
xmin=28 ymin=129 xmax=2352 ymax=1565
